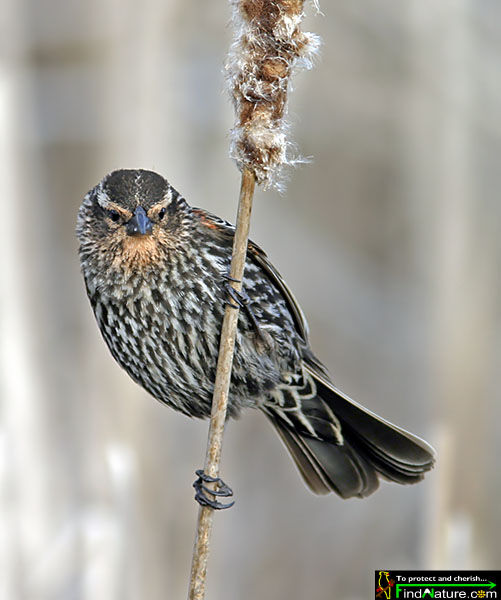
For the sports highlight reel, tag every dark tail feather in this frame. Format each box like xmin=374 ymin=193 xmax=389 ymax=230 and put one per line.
xmin=266 ymin=409 xmax=380 ymax=497
xmin=264 ymin=366 xmax=435 ymax=499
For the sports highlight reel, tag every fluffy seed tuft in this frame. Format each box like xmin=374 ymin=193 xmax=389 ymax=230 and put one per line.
xmin=226 ymin=0 xmax=320 ymax=190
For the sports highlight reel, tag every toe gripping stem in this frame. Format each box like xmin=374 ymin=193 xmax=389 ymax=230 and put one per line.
xmin=193 ymin=469 xmax=235 ymax=510
xmin=223 ymin=274 xmax=261 ymax=334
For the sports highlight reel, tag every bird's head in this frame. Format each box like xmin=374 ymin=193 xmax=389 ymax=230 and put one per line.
xmin=77 ymin=169 xmax=193 ymax=282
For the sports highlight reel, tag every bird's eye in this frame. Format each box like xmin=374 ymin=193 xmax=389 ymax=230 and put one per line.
xmin=158 ymin=207 xmax=166 ymax=221
xmin=109 ymin=210 xmax=120 ymax=223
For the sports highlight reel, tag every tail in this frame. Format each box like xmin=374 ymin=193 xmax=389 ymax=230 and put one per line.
xmin=262 ymin=365 xmax=435 ymax=499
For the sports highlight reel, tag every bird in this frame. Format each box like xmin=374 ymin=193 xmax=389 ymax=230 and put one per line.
xmin=377 ymin=571 xmax=392 ymax=599
xmin=77 ymin=168 xmax=435 ymax=506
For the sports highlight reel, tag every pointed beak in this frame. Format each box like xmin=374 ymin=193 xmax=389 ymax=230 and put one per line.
xmin=126 ymin=206 xmax=153 ymax=236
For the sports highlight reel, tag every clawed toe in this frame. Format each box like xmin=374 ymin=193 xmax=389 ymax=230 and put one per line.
xmin=193 ymin=469 xmax=235 ymax=510
xmin=223 ymin=273 xmax=241 ymax=284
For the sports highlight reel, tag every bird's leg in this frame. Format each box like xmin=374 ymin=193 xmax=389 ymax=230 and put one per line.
xmin=193 ymin=469 xmax=235 ymax=510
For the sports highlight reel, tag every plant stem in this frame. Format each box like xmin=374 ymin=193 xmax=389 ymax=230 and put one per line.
xmin=187 ymin=167 xmax=256 ymax=600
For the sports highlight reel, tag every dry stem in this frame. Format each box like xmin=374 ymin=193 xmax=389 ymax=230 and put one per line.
xmin=188 ymin=1 xmax=317 ymax=596
xmin=187 ymin=168 xmax=255 ymax=600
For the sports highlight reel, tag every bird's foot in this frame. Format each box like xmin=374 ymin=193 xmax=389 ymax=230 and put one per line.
xmin=222 ymin=274 xmax=271 ymax=348
xmin=193 ymin=469 xmax=235 ymax=510
xmin=222 ymin=276 xmax=262 ymax=331
xmin=222 ymin=273 xmax=242 ymax=310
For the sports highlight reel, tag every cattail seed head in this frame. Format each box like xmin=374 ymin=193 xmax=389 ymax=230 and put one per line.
xmin=226 ymin=0 xmax=320 ymax=189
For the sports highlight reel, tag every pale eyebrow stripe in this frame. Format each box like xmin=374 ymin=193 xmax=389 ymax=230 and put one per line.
xmin=102 ymin=199 xmax=132 ymax=218
xmin=149 ymin=200 xmax=169 ymax=212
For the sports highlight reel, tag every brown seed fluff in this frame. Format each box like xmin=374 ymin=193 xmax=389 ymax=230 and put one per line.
xmin=226 ymin=0 xmax=320 ymax=190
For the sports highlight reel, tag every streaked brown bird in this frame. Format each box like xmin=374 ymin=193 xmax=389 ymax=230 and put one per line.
xmin=77 ymin=169 xmax=434 ymax=505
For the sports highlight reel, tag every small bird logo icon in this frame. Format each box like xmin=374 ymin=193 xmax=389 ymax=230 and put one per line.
xmin=376 ymin=571 xmax=392 ymax=599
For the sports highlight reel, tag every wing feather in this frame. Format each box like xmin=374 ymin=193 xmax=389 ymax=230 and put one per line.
xmin=194 ymin=207 xmax=310 ymax=342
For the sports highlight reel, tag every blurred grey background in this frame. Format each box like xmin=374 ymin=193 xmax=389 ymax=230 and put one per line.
xmin=1 ymin=1 xmax=500 ymax=599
